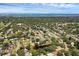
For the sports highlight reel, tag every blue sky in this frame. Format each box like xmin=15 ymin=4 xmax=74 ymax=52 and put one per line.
xmin=0 ymin=3 xmax=79 ymax=14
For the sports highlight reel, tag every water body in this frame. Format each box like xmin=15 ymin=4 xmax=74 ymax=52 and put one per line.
xmin=0 ymin=13 xmax=79 ymax=17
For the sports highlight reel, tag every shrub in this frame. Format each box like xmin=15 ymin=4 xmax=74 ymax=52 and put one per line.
xmin=70 ymin=49 xmax=79 ymax=56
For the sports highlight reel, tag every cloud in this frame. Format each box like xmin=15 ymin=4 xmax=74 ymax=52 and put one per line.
xmin=0 ymin=3 xmax=79 ymax=14
xmin=42 ymin=3 xmax=75 ymax=8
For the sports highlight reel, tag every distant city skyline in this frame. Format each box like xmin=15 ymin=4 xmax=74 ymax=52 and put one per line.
xmin=0 ymin=3 xmax=79 ymax=14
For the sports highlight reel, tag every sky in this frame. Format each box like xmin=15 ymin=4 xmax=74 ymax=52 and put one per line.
xmin=0 ymin=3 xmax=79 ymax=14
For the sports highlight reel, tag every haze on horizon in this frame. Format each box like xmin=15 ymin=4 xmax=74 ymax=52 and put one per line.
xmin=0 ymin=3 xmax=79 ymax=14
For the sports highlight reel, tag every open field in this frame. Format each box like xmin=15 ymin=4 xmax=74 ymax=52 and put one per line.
xmin=0 ymin=16 xmax=79 ymax=56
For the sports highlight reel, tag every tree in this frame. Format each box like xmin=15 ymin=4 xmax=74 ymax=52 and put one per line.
xmin=74 ymin=41 xmax=79 ymax=49
xmin=17 ymin=47 xmax=25 ymax=56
